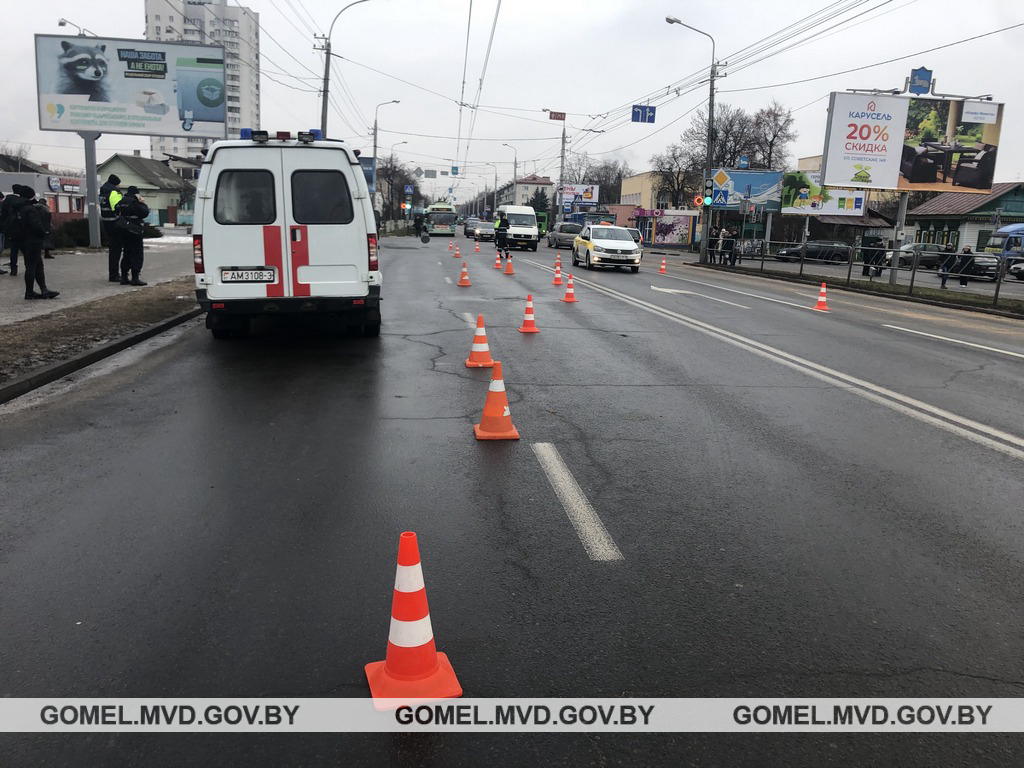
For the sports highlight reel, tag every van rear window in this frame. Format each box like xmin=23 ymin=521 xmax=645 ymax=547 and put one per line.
xmin=291 ymin=170 xmax=353 ymax=224
xmin=214 ymin=170 xmax=276 ymax=225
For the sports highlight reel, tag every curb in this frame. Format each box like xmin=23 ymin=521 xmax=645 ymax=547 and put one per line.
xmin=0 ymin=307 xmax=203 ymax=406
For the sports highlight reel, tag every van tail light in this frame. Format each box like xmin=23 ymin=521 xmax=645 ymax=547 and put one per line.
xmin=367 ymin=233 xmax=379 ymax=271
xmin=193 ymin=234 xmax=205 ymax=273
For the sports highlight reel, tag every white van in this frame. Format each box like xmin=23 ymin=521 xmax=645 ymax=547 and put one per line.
xmin=192 ymin=129 xmax=382 ymax=339
xmin=496 ymin=204 xmax=539 ymax=251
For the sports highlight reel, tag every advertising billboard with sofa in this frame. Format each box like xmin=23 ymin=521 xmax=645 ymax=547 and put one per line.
xmin=821 ymin=92 xmax=1003 ymax=194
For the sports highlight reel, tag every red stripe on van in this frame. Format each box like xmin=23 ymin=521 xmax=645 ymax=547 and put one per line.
xmin=263 ymin=225 xmax=284 ymax=297
xmin=290 ymin=225 xmax=310 ymax=297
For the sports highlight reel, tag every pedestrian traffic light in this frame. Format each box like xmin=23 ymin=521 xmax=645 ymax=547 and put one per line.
xmin=693 ymin=194 xmax=704 ymax=208
xmin=703 ymin=178 xmax=714 ymax=207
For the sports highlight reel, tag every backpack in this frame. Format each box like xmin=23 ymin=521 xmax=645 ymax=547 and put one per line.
xmin=7 ymin=201 xmax=28 ymax=241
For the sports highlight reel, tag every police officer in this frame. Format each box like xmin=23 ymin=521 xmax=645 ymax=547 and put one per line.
xmin=100 ymin=174 xmax=123 ymax=282
xmin=2 ymin=184 xmax=32 ymax=277
xmin=116 ymin=186 xmax=150 ymax=286
xmin=495 ymin=212 xmax=510 ymax=259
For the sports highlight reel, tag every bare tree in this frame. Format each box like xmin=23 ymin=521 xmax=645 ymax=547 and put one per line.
xmin=0 ymin=142 xmax=32 ymax=172
xmin=649 ymin=143 xmax=702 ymax=208
xmin=586 ymin=159 xmax=633 ymax=205
xmin=681 ymin=104 xmax=758 ymax=169
xmin=562 ymin=151 xmax=594 ymax=184
xmin=750 ymin=100 xmax=797 ymax=170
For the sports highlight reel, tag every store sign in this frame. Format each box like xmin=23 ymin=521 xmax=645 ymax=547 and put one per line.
xmin=821 ymin=92 xmax=1004 ymax=193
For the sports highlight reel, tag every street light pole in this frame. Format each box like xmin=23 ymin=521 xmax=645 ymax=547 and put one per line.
xmin=372 ymin=99 xmax=399 ymax=205
xmin=502 ymin=143 xmax=518 ymax=201
xmin=318 ymin=0 xmax=371 ymax=137
xmin=666 ymin=16 xmax=716 ymax=264
xmin=483 ymin=162 xmax=498 ymax=213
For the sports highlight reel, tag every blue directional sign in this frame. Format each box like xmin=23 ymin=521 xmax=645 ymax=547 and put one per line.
xmin=631 ymin=104 xmax=657 ymax=124
xmin=738 ymin=155 xmax=750 ymax=169
xmin=909 ymin=67 xmax=933 ymax=95
xmin=451 ymin=166 xmax=459 ymax=176
xmin=404 ymin=184 xmax=414 ymax=194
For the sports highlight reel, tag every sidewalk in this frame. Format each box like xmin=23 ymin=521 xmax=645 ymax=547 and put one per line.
xmin=1 ymin=229 xmax=195 ymax=327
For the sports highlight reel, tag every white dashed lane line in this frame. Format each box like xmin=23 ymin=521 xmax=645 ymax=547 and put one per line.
xmin=883 ymin=325 xmax=1024 ymax=360
xmin=531 ymin=442 xmax=624 ymax=562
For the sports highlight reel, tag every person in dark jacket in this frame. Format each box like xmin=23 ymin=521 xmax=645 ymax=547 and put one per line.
xmin=18 ymin=187 xmax=59 ymax=300
xmin=494 ymin=212 xmax=510 ymax=259
xmin=722 ymin=228 xmax=736 ymax=266
xmin=100 ymin=174 xmax=123 ymax=282
xmin=3 ymin=184 xmax=33 ymax=277
xmin=0 ymin=191 xmax=6 ymax=274
xmin=115 ymin=186 xmax=150 ymax=285
xmin=956 ymin=245 xmax=974 ymax=287
xmin=36 ymin=199 xmax=55 ymax=258
xmin=938 ymin=243 xmax=957 ymax=289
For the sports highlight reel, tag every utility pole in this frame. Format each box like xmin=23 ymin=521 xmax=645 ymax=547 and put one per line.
xmin=317 ymin=0 xmax=371 ymax=137
xmin=556 ymin=121 xmax=566 ymax=222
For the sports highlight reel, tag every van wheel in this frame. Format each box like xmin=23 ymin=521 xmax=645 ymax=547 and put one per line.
xmin=530 ymin=242 xmax=538 ymax=252
xmin=362 ymin=322 xmax=381 ymax=338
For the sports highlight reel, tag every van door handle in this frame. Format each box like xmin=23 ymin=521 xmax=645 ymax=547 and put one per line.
xmin=291 ymin=227 xmax=302 ymax=242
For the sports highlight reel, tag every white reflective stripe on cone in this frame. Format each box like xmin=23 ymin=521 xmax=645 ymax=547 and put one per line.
xmin=388 ymin=615 xmax=434 ymax=648
xmin=489 ymin=378 xmax=506 ymax=392
xmin=394 ymin=563 xmax=425 ymax=593
xmin=471 ymin=342 xmax=489 ymax=351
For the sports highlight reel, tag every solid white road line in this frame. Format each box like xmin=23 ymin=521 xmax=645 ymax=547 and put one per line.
xmin=883 ymin=325 xmax=1024 ymax=360
xmin=461 ymin=312 xmax=476 ymax=325
xmin=524 ymin=264 xmax=1024 ymax=462
xmin=651 ymin=285 xmax=750 ymax=309
xmin=646 ymin=266 xmax=827 ymax=311
xmin=531 ymin=442 xmax=624 ymax=562
xmin=444 ymin=276 xmax=452 ymax=284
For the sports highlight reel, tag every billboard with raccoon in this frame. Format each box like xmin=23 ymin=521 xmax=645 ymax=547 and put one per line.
xmin=34 ymin=35 xmax=226 ymax=139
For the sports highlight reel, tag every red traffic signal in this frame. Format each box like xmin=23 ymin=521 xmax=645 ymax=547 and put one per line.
xmin=693 ymin=195 xmax=704 ymax=208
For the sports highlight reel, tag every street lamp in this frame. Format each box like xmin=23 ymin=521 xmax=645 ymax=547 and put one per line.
xmin=389 ymin=140 xmax=407 ymax=154
xmin=58 ymin=18 xmax=97 ymax=36
xmin=482 ymin=162 xmax=499 ymax=212
xmin=319 ymin=0 xmax=372 ymax=136
xmin=372 ymin=99 xmax=400 ymax=183
xmin=502 ymin=143 xmax=518 ymax=191
xmin=666 ymin=15 xmax=716 ymax=264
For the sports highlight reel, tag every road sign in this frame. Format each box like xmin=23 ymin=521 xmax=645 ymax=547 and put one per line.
xmin=413 ymin=167 xmax=423 ymax=178
xmin=424 ymin=169 xmax=437 ymax=179
xmin=548 ymin=111 xmax=566 ymax=121
xmin=451 ymin=166 xmax=459 ymax=176
xmin=404 ymin=185 xmax=414 ymax=195
xmin=631 ymin=105 xmax=656 ymax=124
xmin=712 ymin=190 xmax=729 ymax=206
xmin=909 ymin=67 xmax=933 ymax=95
xmin=738 ymin=155 xmax=750 ymax=169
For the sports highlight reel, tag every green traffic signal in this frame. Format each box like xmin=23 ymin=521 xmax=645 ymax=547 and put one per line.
xmin=703 ymin=196 xmax=713 ymax=206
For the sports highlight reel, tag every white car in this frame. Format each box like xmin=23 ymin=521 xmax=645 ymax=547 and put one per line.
xmin=571 ymin=225 xmax=643 ymax=272
xmin=1009 ymin=261 xmax=1024 ymax=281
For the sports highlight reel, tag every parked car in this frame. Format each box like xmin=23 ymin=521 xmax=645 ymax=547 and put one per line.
xmin=883 ymin=242 xmax=946 ymax=268
xmin=773 ymin=240 xmax=852 ymax=263
xmin=463 ymin=217 xmax=480 ymax=237
xmin=964 ymin=252 xmax=1000 ymax=280
xmin=571 ymin=225 xmax=642 ymax=272
xmin=1010 ymin=261 xmax=1024 ymax=281
xmin=547 ymin=221 xmax=582 ymax=249
xmin=473 ymin=221 xmax=495 ymax=241
xmin=625 ymin=227 xmax=644 ymax=258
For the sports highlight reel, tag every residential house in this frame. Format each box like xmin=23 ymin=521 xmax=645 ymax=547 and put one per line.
xmin=906 ymin=182 xmax=1024 ymax=252
xmin=97 ymin=152 xmax=193 ymax=225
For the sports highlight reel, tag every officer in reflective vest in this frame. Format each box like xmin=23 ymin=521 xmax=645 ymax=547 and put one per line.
xmin=100 ymin=174 xmax=124 ymax=283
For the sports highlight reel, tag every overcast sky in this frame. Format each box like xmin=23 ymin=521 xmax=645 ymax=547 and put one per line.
xmin=7 ymin=0 xmax=1023 ymax=202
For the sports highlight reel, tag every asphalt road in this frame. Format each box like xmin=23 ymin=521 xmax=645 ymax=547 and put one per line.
xmin=2 ymin=236 xmax=1024 ymax=765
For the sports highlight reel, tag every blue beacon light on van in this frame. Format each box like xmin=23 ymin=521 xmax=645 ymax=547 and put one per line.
xmin=240 ymin=128 xmax=252 ymax=139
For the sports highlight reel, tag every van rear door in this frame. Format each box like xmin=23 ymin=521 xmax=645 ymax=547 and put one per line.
xmin=281 ymin=146 xmax=368 ymax=298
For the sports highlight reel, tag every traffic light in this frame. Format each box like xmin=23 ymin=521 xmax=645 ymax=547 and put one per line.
xmin=703 ymin=178 xmax=714 ymax=207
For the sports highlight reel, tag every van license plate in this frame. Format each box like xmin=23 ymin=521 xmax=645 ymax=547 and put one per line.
xmin=221 ymin=269 xmax=275 ymax=282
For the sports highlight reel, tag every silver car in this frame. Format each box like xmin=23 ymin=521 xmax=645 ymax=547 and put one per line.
xmin=547 ymin=222 xmax=582 ymax=249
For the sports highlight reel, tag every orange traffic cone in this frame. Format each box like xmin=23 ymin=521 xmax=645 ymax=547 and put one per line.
xmin=518 ymin=294 xmax=539 ymax=333
xmin=474 ymin=362 xmax=520 ymax=440
xmin=493 ymin=252 xmax=502 ymax=270
xmin=812 ymin=282 xmax=830 ymax=312
xmin=659 ymin=257 xmax=667 ymax=274
xmin=448 ymin=240 xmax=453 ymax=251
xmin=457 ymin=262 xmax=471 ymax=287
xmin=552 ymin=262 xmax=563 ymax=286
xmin=364 ymin=531 xmax=463 ymax=708
xmin=453 ymin=245 xmax=461 ymax=259
xmin=503 ymin=256 xmax=515 ymax=275
xmin=465 ymin=315 xmax=495 ymax=368
xmin=561 ymin=274 xmax=579 ymax=303
xmin=474 ymin=241 xmax=480 ymax=253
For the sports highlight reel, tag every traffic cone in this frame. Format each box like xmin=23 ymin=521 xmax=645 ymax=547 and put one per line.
xmin=453 ymin=245 xmax=461 ymax=259
xmin=812 ymin=282 xmax=830 ymax=312
xmin=474 ymin=241 xmax=480 ymax=253
xmin=465 ymin=314 xmax=495 ymax=368
xmin=659 ymin=257 xmax=667 ymax=274
xmin=493 ymin=252 xmax=502 ymax=270
xmin=518 ymin=294 xmax=539 ymax=333
xmin=448 ymin=240 xmax=453 ymax=251
xmin=474 ymin=362 xmax=520 ymax=440
xmin=457 ymin=262 xmax=471 ymax=287
xmin=561 ymin=274 xmax=579 ymax=303
xmin=503 ymin=256 xmax=515 ymax=275
xmin=364 ymin=531 xmax=463 ymax=708
xmin=552 ymin=261 xmax=563 ymax=286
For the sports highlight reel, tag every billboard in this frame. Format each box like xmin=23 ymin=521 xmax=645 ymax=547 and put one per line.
xmin=781 ymin=171 xmax=867 ymax=216
xmin=710 ymin=169 xmax=783 ymax=211
xmin=821 ymin=92 xmax=1004 ymax=194
xmin=35 ymin=35 xmax=226 ymax=139
xmin=562 ymin=183 xmax=600 ymax=207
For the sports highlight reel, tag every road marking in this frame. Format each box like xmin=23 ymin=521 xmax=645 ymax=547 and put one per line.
xmin=651 ymin=285 xmax=749 ymax=308
xmin=624 ymin=264 xmax=815 ymax=311
xmin=524 ymin=263 xmax=1024 ymax=462
xmin=883 ymin=325 xmax=1024 ymax=360
xmin=437 ymin=261 xmax=443 ymax=266
xmin=444 ymin=276 xmax=452 ymax=284
xmin=461 ymin=312 xmax=476 ymax=325
xmin=531 ymin=442 xmax=624 ymax=562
